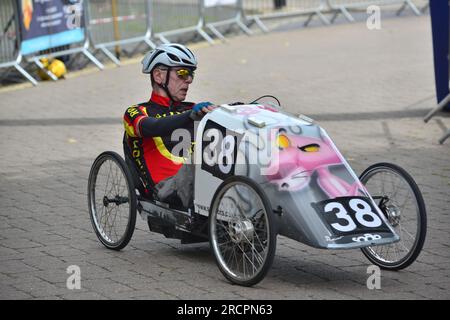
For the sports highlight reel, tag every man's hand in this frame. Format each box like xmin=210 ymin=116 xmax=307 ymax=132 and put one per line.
xmin=190 ymin=102 xmax=216 ymax=120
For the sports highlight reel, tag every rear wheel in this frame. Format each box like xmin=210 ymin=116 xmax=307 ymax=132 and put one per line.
xmin=209 ymin=176 xmax=276 ymax=286
xmin=88 ymin=151 xmax=137 ymax=250
xmin=359 ymin=163 xmax=426 ymax=270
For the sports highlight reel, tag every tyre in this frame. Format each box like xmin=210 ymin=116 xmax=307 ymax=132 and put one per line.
xmin=88 ymin=151 xmax=137 ymax=250
xmin=359 ymin=163 xmax=427 ymax=270
xmin=209 ymin=176 xmax=276 ymax=286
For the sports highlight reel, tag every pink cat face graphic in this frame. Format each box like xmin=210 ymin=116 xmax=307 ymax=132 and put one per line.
xmin=265 ymin=128 xmax=343 ymax=192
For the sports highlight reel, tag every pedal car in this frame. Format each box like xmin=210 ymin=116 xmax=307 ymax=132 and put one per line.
xmin=87 ymin=98 xmax=427 ymax=286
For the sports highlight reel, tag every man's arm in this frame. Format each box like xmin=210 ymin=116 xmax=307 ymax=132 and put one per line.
xmin=123 ymin=105 xmax=192 ymax=138
xmin=140 ymin=112 xmax=192 ymax=137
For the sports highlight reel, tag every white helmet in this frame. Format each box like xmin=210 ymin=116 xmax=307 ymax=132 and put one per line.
xmin=141 ymin=43 xmax=197 ymax=74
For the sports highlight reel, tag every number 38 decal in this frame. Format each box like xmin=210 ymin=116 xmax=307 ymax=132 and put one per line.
xmin=313 ymin=197 xmax=391 ymax=235
xmin=201 ymin=120 xmax=241 ymax=180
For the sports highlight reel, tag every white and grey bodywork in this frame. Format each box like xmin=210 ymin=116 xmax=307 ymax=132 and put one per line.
xmin=193 ymin=104 xmax=399 ymax=249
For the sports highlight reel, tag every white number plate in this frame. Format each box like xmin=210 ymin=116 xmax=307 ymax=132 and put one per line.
xmin=313 ymin=197 xmax=391 ymax=236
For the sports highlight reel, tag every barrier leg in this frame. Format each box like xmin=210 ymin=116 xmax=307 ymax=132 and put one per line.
xmin=339 ymin=6 xmax=355 ymax=22
xmin=98 ymin=46 xmax=121 ymax=66
xmin=82 ymin=49 xmax=104 ymax=70
xmin=315 ymin=10 xmax=331 ymax=25
xmin=439 ymin=130 xmax=450 ymax=144
xmin=252 ymin=16 xmax=269 ymax=33
xmin=14 ymin=63 xmax=38 ymax=86
xmin=127 ymin=38 xmax=156 ymax=57
xmin=196 ymin=27 xmax=215 ymax=45
xmin=33 ymin=57 xmax=58 ymax=81
xmin=304 ymin=11 xmax=330 ymax=27
xmin=330 ymin=11 xmax=339 ymax=24
xmin=144 ymin=38 xmax=156 ymax=49
xmin=397 ymin=0 xmax=421 ymax=16
xmin=207 ymin=24 xmax=228 ymax=42
xmin=396 ymin=2 xmax=406 ymax=15
xmin=424 ymin=94 xmax=450 ymax=123
xmin=158 ymin=34 xmax=170 ymax=44
xmin=236 ymin=19 xmax=253 ymax=35
xmin=407 ymin=0 xmax=421 ymax=16
xmin=304 ymin=13 xmax=314 ymax=27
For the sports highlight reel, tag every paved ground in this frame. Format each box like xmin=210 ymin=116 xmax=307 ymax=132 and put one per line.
xmin=0 ymin=14 xmax=449 ymax=300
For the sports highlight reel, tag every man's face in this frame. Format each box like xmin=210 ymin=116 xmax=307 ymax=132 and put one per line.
xmin=156 ymin=67 xmax=194 ymax=102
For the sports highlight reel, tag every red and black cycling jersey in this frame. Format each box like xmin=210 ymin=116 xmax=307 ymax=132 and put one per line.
xmin=123 ymin=92 xmax=195 ymax=193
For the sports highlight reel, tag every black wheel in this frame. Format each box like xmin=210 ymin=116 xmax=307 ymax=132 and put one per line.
xmin=359 ymin=163 xmax=426 ymax=270
xmin=209 ymin=176 xmax=277 ymax=286
xmin=88 ymin=151 xmax=137 ymax=250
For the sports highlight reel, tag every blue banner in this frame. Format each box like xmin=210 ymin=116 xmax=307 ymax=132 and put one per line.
xmin=430 ymin=0 xmax=450 ymax=110
xmin=19 ymin=0 xmax=85 ymax=55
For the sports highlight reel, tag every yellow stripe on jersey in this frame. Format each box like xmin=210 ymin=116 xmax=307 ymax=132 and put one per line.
xmin=153 ymin=137 xmax=185 ymax=164
xmin=124 ymin=119 xmax=138 ymax=138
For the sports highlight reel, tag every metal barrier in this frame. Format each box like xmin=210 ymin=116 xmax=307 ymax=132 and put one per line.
xmin=152 ymin=0 xmax=213 ymax=44
xmin=86 ymin=0 xmax=155 ymax=65
xmin=420 ymin=2 xmax=428 ymax=14
xmin=202 ymin=0 xmax=252 ymax=41
xmin=2 ymin=0 xmax=430 ymax=85
xmin=424 ymin=94 xmax=450 ymax=144
xmin=243 ymin=0 xmax=331 ymax=32
xmin=22 ymin=0 xmax=104 ymax=84
xmin=326 ymin=0 xmax=421 ymax=22
xmin=0 ymin=0 xmax=37 ymax=85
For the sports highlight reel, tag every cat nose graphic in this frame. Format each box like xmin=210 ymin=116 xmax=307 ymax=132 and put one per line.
xmin=281 ymin=183 xmax=289 ymax=188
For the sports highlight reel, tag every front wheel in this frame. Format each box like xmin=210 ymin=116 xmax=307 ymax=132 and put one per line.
xmin=88 ymin=151 xmax=137 ymax=250
xmin=359 ymin=163 xmax=426 ymax=270
xmin=209 ymin=176 xmax=277 ymax=286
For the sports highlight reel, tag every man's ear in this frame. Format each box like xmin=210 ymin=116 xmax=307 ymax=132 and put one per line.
xmin=152 ymin=68 xmax=165 ymax=85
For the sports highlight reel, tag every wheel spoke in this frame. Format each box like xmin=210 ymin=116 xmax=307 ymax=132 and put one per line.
xmin=399 ymin=223 xmax=415 ymax=242
xmin=240 ymin=232 xmax=265 ymax=267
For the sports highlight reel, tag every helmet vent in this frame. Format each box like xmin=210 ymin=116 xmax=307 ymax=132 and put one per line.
xmin=168 ymin=53 xmax=181 ymax=62
xmin=181 ymin=59 xmax=193 ymax=65
xmin=173 ymin=45 xmax=190 ymax=57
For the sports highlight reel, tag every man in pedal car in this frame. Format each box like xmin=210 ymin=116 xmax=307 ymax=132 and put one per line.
xmin=123 ymin=43 xmax=215 ymax=209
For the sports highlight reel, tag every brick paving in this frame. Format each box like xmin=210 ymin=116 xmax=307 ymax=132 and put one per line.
xmin=0 ymin=15 xmax=449 ymax=300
